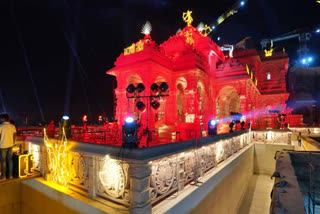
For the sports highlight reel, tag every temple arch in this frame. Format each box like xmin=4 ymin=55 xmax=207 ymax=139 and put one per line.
xmin=216 ymin=86 xmax=240 ymax=119
xmin=176 ymin=77 xmax=187 ymax=122
xmin=197 ymin=81 xmax=206 ymax=114
xmin=126 ymin=74 xmax=143 ymax=86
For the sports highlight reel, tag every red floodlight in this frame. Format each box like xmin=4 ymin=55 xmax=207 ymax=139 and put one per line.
xmin=126 ymin=84 xmax=136 ymax=94
xmin=150 ymin=99 xmax=160 ymax=110
xmin=136 ymin=101 xmax=146 ymax=113
xmin=159 ymin=82 xmax=169 ymax=92
xmin=136 ymin=83 xmax=145 ymax=93
xmin=151 ymin=83 xmax=159 ymax=93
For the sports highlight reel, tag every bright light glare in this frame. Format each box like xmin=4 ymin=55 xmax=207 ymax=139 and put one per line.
xmin=308 ymin=57 xmax=313 ymax=62
xmin=240 ymin=1 xmax=245 ymax=6
xmin=212 ymin=25 xmax=216 ymax=30
xmin=301 ymin=58 xmax=306 ymax=64
xmin=217 ymin=37 xmax=221 ymax=41
xmin=62 ymin=115 xmax=69 ymax=120
xmin=210 ymin=120 xmax=216 ymax=126
xmin=125 ymin=117 xmax=134 ymax=123
xmin=316 ymin=29 xmax=320 ymax=33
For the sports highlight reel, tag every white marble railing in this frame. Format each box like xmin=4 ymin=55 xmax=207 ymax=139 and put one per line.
xmin=289 ymin=127 xmax=320 ymax=135
xmin=25 ymin=129 xmax=291 ymax=214
xmin=251 ymin=129 xmax=292 ymax=145
xmin=149 ymin=133 xmax=249 ymax=205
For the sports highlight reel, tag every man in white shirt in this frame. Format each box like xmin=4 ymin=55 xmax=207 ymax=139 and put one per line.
xmin=0 ymin=113 xmax=16 ymax=181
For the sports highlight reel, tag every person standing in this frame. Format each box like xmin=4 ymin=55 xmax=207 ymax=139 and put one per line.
xmin=297 ymin=132 xmax=302 ymax=147
xmin=0 ymin=113 xmax=16 ymax=181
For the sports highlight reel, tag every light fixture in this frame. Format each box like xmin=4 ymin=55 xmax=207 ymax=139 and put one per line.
xmin=151 ymin=83 xmax=159 ymax=93
xmin=301 ymin=56 xmax=313 ymax=65
xmin=136 ymin=101 xmax=146 ymax=113
xmin=217 ymin=36 xmax=221 ymax=41
xmin=126 ymin=84 xmax=136 ymax=94
xmin=316 ymin=29 xmax=320 ymax=33
xmin=122 ymin=117 xmax=138 ymax=147
xmin=62 ymin=115 xmax=69 ymax=120
xmin=150 ymin=100 xmax=160 ymax=110
xmin=240 ymin=1 xmax=245 ymax=6
xmin=136 ymin=83 xmax=145 ymax=93
xmin=125 ymin=117 xmax=134 ymax=124
xmin=159 ymin=82 xmax=169 ymax=92
xmin=212 ymin=25 xmax=216 ymax=30
xmin=82 ymin=115 xmax=88 ymax=122
xmin=208 ymin=119 xmax=217 ymax=136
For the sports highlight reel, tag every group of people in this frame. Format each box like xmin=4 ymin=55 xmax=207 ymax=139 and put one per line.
xmin=0 ymin=113 xmax=17 ymax=182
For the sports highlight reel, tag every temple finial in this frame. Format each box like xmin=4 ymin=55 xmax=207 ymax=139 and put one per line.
xmin=182 ymin=11 xmax=193 ymax=26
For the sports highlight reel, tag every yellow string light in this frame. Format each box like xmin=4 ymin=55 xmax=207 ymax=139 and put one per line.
xmin=44 ymin=128 xmax=70 ymax=187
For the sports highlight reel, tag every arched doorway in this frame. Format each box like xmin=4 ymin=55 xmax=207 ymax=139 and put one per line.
xmin=216 ymin=86 xmax=240 ymax=120
xmin=176 ymin=77 xmax=187 ymax=122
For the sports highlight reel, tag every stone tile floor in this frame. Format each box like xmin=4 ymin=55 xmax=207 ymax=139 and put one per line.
xmin=238 ymin=175 xmax=274 ymax=214
xmin=0 ymin=172 xmax=40 ymax=185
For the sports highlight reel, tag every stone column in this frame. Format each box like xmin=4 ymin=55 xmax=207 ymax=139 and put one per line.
xmin=88 ymin=156 xmax=97 ymax=197
xmin=129 ymin=162 xmax=151 ymax=214
xmin=40 ymin=144 xmax=48 ymax=178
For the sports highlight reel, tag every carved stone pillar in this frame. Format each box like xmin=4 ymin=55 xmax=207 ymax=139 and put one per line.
xmin=88 ymin=156 xmax=97 ymax=197
xmin=129 ymin=163 xmax=151 ymax=214
xmin=40 ymin=144 xmax=48 ymax=178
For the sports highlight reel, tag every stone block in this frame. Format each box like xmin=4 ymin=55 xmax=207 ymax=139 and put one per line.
xmin=130 ymin=188 xmax=150 ymax=205
xmin=130 ymin=204 xmax=151 ymax=214
xmin=129 ymin=164 xmax=151 ymax=179
xmin=130 ymin=176 xmax=150 ymax=192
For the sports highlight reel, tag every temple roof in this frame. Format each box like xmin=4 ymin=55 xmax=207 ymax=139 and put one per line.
xmin=160 ymin=25 xmax=225 ymax=62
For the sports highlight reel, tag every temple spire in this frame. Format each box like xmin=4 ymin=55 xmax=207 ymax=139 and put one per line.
xmin=182 ymin=10 xmax=193 ymax=26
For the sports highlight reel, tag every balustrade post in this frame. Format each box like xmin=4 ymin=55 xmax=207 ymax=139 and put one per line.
xmin=88 ymin=156 xmax=97 ymax=197
xmin=129 ymin=162 xmax=151 ymax=214
xmin=40 ymin=145 xmax=48 ymax=178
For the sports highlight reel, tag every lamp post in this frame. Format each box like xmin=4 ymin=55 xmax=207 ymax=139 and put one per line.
xmin=125 ymin=82 xmax=169 ymax=147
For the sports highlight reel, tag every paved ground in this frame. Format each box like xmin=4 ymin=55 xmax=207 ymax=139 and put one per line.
xmin=0 ymin=172 xmax=40 ymax=185
xmin=237 ymin=175 xmax=274 ymax=214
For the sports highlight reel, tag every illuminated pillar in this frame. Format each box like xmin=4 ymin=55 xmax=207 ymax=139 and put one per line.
xmin=88 ymin=156 xmax=97 ymax=197
xmin=40 ymin=144 xmax=48 ymax=178
xmin=129 ymin=163 xmax=151 ymax=214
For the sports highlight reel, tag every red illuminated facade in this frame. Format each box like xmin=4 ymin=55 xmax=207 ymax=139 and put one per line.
xmin=107 ymin=16 xmax=302 ymax=142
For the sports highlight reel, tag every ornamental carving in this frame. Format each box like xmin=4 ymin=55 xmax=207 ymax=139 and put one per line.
xmin=96 ymin=156 xmax=130 ymax=206
xmin=69 ymin=152 xmax=89 ymax=189
xmin=150 ymin=135 xmax=247 ymax=204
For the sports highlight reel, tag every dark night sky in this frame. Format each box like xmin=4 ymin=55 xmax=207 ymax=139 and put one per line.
xmin=1 ymin=0 xmax=320 ymax=125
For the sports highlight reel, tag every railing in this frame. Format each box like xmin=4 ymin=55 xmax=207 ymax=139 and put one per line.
xmin=251 ymin=129 xmax=292 ymax=145
xmin=290 ymin=127 xmax=320 ymax=136
xmin=24 ymin=129 xmax=291 ymax=213
xmin=18 ymin=126 xmax=121 ymax=145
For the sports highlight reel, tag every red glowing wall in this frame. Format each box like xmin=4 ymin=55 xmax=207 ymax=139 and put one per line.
xmin=107 ymin=24 xmax=301 ymax=140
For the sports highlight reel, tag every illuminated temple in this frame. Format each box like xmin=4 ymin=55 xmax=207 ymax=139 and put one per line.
xmin=3 ymin=11 xmax=319 ymax=214
xmin=107 ymin=12 xmax=302 ymax=144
